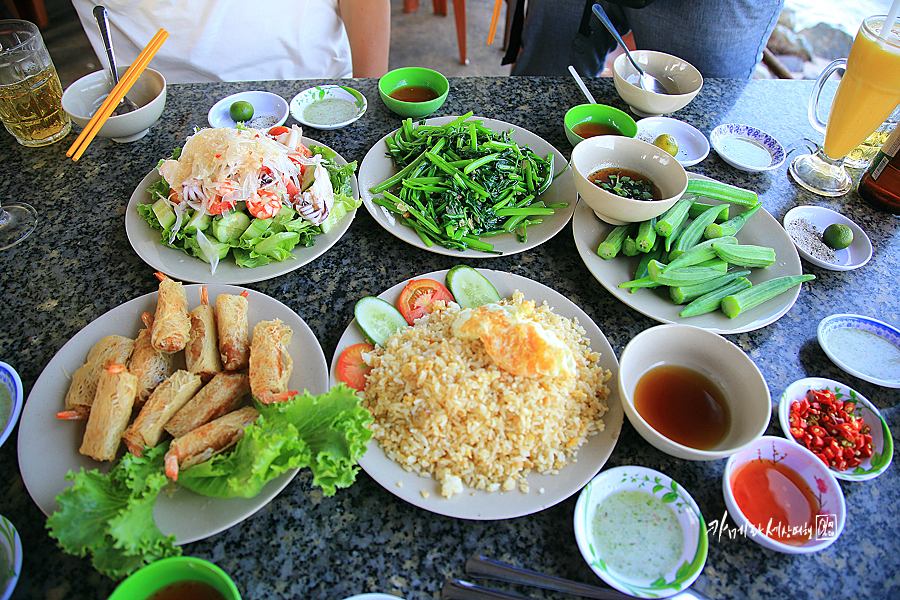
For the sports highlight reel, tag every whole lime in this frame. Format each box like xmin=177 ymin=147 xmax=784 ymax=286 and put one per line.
xmin=822 ymin=223 xmax=853 ymax=250
xmin=653 ymin=133 xmax=679 ymax=157
xmin=229 ymin=100 xmax=254 ymax=122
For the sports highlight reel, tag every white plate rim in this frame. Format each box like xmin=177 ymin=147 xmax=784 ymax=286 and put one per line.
xmin=289 ymin=85 xmax=367 ymax=130
xmin=710 ymin=123 xmax=786 ymax=172
xmin=817 ymin=313 xmax=900 ymax=388
xmin=777 ymin=376 xmax=893 ymax=481
xmin=329 ymin=268 xmax=624 ymax=520
xmin=783 ymin=205 xmax=873 ymax=271
xmin=207 ymin=90 xmax=289 ymax=129
xmin=17 ymin=284 xmax=330 ymax=545
xmin=124 ymin=137 xmax=359 ymax=285
xmin=572 ymin=173 xmax=805 ymax=334
xmin=636 ymin=116 xmax=710 ymax=167
xmin=357 ymin=115 xmax=577 ymax=258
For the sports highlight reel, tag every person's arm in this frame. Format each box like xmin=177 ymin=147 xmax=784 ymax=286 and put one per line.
xmin=339 ymin=0 xmax=391 ymax=77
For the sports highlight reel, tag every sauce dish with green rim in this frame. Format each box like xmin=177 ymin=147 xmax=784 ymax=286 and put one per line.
xmin=564 ymin=103 xmax=637 ymax=146
xmin=378 ymin=67 xmax=449 ymax=119
xmin=106 ymin=556 xmax=240 ymax=600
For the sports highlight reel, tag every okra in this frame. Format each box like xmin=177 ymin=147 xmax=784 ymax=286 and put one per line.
xmin=686 ymin=178 xmax=759 ymax=207
xmin=680 ymin=277 xmax=753 ymax=317
xmin=669 ymin=204 xmax=726 ymax=258
xmin=627 ymin=243 xmax=664 ymax=293
xmin=622 ymin=235 xmax=640 ymax=257
xmin=647 ymin=260 xmax=725 ymax=287
xmin=689 ymin=201 xmax=729 ymax=223
xmin=665 ymin=217 xmax=687 ymax=253
xmin=669 ymin=270 xmax=752 ymax=304
xmin=597 ymin=224 xmax=634 ymax=260
xmin=618 ymin=275 xmax=660 ymax=290
xmin=636 ymin=217 xmax=658 ymax=253
xmin=664 ymin=236 xmax=738 ymax=271
xmin=704 ymin=203 xmax=762 ymax=239
xmin=720 ymin=274 xmax=816 ymax=319
xmin=712 ymin=243 xmax=776 ymax=268
xmin=655 ymin=195 xmax=695 ymax=237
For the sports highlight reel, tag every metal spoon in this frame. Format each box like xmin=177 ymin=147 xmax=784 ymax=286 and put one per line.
xmin=591 ymin=3 xmax=671 ymax=95
xmin=92 ymin=5 xmax=139 ymax=115
xmin=568 ymin=65 xmax=597 ymax=104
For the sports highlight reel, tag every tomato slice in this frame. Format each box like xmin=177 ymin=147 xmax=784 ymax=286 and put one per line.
xmin=397 ymin=279 xmax=455 ymax=325
xmin=337 ymin=342 xmax=375 ymax=391
xmin=268 ymin=125 xmax=290 ymax=137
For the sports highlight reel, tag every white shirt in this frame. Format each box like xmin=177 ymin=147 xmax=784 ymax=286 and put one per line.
xmin=72 ymin=0 xmax=354 ymax=83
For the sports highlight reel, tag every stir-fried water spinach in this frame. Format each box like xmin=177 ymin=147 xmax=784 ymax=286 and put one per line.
xmin=369 ymin=112 xmax=563 ymax=253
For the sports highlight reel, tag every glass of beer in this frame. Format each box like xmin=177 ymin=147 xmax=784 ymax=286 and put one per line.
xmin=789 ymin=15 xmax=900 ymax=196
xmin=0 ymin=19 xmax=71 ymax=147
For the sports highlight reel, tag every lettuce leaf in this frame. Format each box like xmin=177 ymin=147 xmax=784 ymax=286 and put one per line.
xmin=177 ymin=384 xmax=373 ymax=498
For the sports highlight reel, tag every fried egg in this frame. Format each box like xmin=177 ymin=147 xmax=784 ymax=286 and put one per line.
xmin=451 ymin=302 xmax=576 ymax=378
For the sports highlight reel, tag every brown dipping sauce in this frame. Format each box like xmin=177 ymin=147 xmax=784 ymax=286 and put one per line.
xmin=572 ymin=121 xmax=622 ymax=138
xmin=588 ymin=167 xmax=663 ymax=201
xmin=147 ymin=581 xmax=227 ymax=600
xmin=388 ymin=85 xmax=440 ymax=102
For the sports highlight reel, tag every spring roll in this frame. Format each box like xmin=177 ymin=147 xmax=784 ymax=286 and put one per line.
xmin=249 ymin=319 xmax=297 ymax=404
xmin=151 ymin=272 xmax=190 ymax=353
xmin=164 ymin=406 xmax=260 ymax=480
xmin=186 ymin=287 xmax=223 ymax=382
xmin=62 ymin=334 xmax=135 ymax=418
xmin=215 ymin=291 xmax=250 ymax=371
xmin=79 ymin=364 xmax=138 ymax=461
xmin=164 ymin=371 xmax=250 ymax=439
xmin=129 ymin=313 xmax=175 ymax=409
xmin=122 ymin=370 xmax=203 ymax=456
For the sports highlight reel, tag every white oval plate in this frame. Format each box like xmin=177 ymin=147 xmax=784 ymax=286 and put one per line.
xmin=783 ymin=205 xmax=872 ymax=271
xmin=17 ymin=284 xmax=329 ymax=545
xmin=358 ymin=116 xmax=577 ymax=258
xmin=330 ymin=268 xmax=624 ymax=520
xmin=207 ymin=91 xmax=289 ymax=129
xmin=125 ymin=137 xmax=359 ymax=285
xmin=636 ymin=116 xmax=710 ymax=167
xmin=817 ymin=314 xmax=900 ymax=388
xmin=711 ymin=123 xmax=785 ymax=172
xmin=778 ymin=377 xmax=893 ymax=481
xmin=290 ymin=85 xmax=367 ymax=130
xmin=573 ymin=466 xmax=707 ymax=599
xmin=573 ymin=173 xmax=805 ymax=334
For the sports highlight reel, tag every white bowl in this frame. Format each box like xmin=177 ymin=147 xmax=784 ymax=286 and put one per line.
xmin=574 ymin=466 xmax=707 ymax=599
xmin=612 ymin=51 xmax=702 ymax=117
xmin=61 ymin=67 xmax=166 ymax=143
xmin=207 ymin=90 xmax=289 ymax=130
xmin=778 ymin=376 xmax=893 ymax=481
xmin=618 ymin=324 xmax=770 ymax=460
xmin=0 ymin=515 xmax=21 ymax=600
xmin=710 ymin=124 xmax=786 ymax=172
xmin=571 ymin=135 xmax=688 ymax=225
xmin=0 ymin=362 xmax=23 ymax=450
xmin=723 ymin=436 xmax=846 ymax=554
xmin=635 ymin=116 xmax=710 ymax=167
xmin=290 ymin=85 xmax=367 ymax=130
xmin=817 ymin=314 xmax=900 ymax=388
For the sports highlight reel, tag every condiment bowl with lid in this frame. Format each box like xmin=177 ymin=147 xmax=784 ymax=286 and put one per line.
xmin=0 ymin=361 xmax=23 ymax=450
xmin=571 ymin=135 xmax=688 ymax=225
xmin=723 ymin=436 xmax=846 ymax=554
xmin=106 ymin=556 xmax=241 ymax=600
xmin=563 ymin=103 xmax=637 ymax=146
xmin=617 ymin=324 xmax=771 ymax=461
xmin=61 ymin=67 xmax=166 ymax=143
xmin=378 ymin=66 xmax=449 ymax=119
xmin=612 ymin=50 xmax=702 ymax=117
xmin=573 ymin=465 xmax=707 ymax=599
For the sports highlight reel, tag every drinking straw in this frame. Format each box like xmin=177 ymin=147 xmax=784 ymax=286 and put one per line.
xmin=881 ymin=0 xmax=900 ymax=41
xmin=66 ymin=29 xmax=168 ymax=161
xmin=487 ymin=0 xmax=503 ymax=45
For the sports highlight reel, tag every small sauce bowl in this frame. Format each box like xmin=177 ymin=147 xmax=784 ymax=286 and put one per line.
xmin=378 ymin=67 xmax=449 ymax=119
xmin=564 ymin=103 xmax=637 ymax=146
xmin=290 ymin=85 xmax=367 ymax=130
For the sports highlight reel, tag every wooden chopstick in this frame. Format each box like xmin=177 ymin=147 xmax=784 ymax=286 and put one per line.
xmin=487 ymin=0 xmax=503 ymax=45
xmin=67 ymin=29 xmax=168 ymax=161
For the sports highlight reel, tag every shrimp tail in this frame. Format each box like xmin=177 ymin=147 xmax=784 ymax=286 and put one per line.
xmin=257 ymin=390 xmax=299 ymax=405
xmin=165 ymin=452 xmax=180 ymax=481
xmin=55 ymin=409 xmax=87 ymax=420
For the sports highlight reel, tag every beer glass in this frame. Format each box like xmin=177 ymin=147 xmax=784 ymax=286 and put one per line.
xmin=0 ymin=19 xmax=71 ymax=147
xmin=789 ymin=15 xmax=900 ymax=196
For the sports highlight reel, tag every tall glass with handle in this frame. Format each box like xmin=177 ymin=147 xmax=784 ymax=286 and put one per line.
xmin=789 ymin=15 xmax=900 ymax=196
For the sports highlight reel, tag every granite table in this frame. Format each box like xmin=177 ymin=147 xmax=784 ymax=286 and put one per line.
xmin=0 ymin=75 xmax=897 ymax=600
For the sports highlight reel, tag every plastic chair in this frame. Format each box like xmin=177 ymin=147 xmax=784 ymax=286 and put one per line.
xmin=404 ymin=0 xmax=468 ymax=65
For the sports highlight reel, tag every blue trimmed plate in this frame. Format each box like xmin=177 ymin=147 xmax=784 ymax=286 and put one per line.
xmin=0 ymin=362 xmax=22 ymax=450
xmin=818 ymin=314 xmax=900 ymax=388
xmin=711 ymin=123 xmax=785 ymax=172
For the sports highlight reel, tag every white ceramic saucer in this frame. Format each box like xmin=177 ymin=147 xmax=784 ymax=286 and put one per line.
xmin=207 ymin=91 xmax=289 ymax=129
xmin=818 ymin=314 xmax=900 ymax=388
xmin=783 ymin=205 xmax=872 ymax=271
xmin=710 ymin=123 xmax=785 ymax=172
xmin=636 ymin=116 xmax=710 ymax=167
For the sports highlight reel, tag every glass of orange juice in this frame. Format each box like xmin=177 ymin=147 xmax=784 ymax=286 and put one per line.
xmin=789 ymin=15 xmax=900 ymax=196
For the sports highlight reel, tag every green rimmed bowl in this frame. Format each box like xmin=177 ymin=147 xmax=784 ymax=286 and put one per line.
xmin=378 ymin=67 xmax=449 ymax=119
xmin=106 ymin=556 xmax=240 ymax=600
xmin=290 ymin=85 xmax=367 ymax=130
xmin=779 ymin=376 xmax=893 ymax=482
xmin=564 ymin=103 xmax=637 ymax=146
xmin=573 ymin=466 xmax=707 ymax=599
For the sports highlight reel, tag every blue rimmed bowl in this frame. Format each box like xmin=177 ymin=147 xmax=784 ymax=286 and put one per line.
xmin=710 ymin=123 xmax=785 ymax=172
xmin=0 ymin=515 xmax=21 ymax=600
xmin=0 ymin=362 xmax=23 ymax=450
xmin=817 ymin=314 xmax=900 ymax=388
xmin=779 ymin=377 xmax=892 ymax=481
xmin=290 ymin=85 xmax=367 ymax=130
xmin=573 ymin=466 xmax=707 ymax=599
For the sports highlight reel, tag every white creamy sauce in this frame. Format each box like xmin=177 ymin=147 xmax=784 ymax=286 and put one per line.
xmin=719 ymin=136 xmax=772 ymax=168
xmin=0 ymin=383 xmax=10 ymax=432
xmin=303 ymin=98 xmax=358 ymax=125
xmin=592 ymin=489 xmax=684 ymax=581
xmin=827 ymin=327 xmax=900 ymax=380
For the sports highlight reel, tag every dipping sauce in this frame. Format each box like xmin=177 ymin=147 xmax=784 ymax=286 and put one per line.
xmin=634 ymin=365 xmax=730 ymax=450
xmin=826 ymin=327 xmax=900 ymax=381
xmin=592 ymin=489 xmax=684 ymax=580
xmin=388 ymin=85 xmax=440 ymax=102
xmin=572 ymin=121 xmax=622 ymax=138
xmin=0 ymin=384 xmax=10 ymax=431
xmin=588 ymin=168 xmax=662 ymax=201
xmin=730 ymin=458 xmax=818 ymax=545
xmin=302 ymin=98 xmax=358 ymax=126
xmin=718 ymin=136 xmax=772 ymax=169
xmin=147 ymin=581 xmax=226 ymax=600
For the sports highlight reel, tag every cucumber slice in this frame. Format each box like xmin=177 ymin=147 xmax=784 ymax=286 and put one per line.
xmin=212 ymin=211 xmax=251 ymax=244
xmin=183 ymin=210 xmax=211 ymax=234
xmin=355 ymin=296 xmax=408 ymax=346
xmin=446 ymin=265 xmax=501 ymax=309
xmin=151 ymin=198 xmax=176 ymax=229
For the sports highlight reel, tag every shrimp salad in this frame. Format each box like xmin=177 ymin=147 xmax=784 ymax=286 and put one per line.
xmin=138 ymin=125 xmax=359 ymax=271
